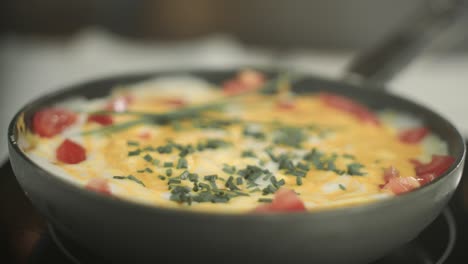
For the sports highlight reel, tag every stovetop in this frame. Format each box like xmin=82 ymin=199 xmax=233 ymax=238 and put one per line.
xmin=1 ymin=155 xmax=468 ymax=264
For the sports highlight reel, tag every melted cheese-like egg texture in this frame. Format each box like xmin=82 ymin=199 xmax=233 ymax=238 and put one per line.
xmin=22 ymin=71 xmax=450 ymax=213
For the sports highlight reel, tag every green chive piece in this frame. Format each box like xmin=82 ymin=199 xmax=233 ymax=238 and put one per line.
xmin=164 ymin=162 xmax=173 ymax=168
xmin=113 ymin=175 xmax=145 ymax=187
xmin=188 ymin=173 xmax=199 ymax=182
xmin=128 ymin=149 xmax=141 ymax=156
xmin=158 ymin=175 xmax=166 ymax=180
xmin=222 ymin=164 xmax=236 ymax=174
xmin=236 ymin=177 xmax=243 ymax=185
xmin=143 ymin=154 xmax=153 ymax=162
xmin=339 ymin=184 xmax=347 ymax=190
xmin=241 ymin=150 xmax=257 ymax=158
xmin=176 ymin=158 xmax=188 ymax=169
xmin=127 ymin=140 xmax=139 ymax=146
xmin=166 ymin=168 xmax=173 ymax=176
xmin=347 ymin=163 xmax=365 ymax=176
xmin=145 ymin=168 xmax=153 ymax=173
xmin=179 ymin=170 xmax=190 ymax=180
xmin=168 ymin=178 xmax=181 ymax=184
xmin=258 ymin=198 xmax=273 ymax=203
xmin=204 ymin=175 xmax=218 ymax=181
xmin=152 ymin=159 xmax=160 ymax=166
xmin=296 ymin=176 xmax=303 ymax=186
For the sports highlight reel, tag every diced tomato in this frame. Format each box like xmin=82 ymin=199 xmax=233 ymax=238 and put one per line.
xmin=56 ymin=139 xmax=86 ymax=164
xmin=87 ymin=114 xmax=113 ymax=126
xmin=32 ymin=108 xmax=77 ymax=137
xmin=138 ymin=131 xmax=152 ymax=139
xmin=222 ymin=70 xmax=265 ymax=96
xmin=237 ymin=69 xmax=265 ymax=88
xmin=254 ymin=188 xmax=306 ymax=213
xmin=414 ymin=155 xmax=455 ymax=177
xmin=164 ymin=98 xmax=187 ymax=108
xmin=318 ymin=92 xmax=380 ymax=125
xmin=398 ymin=127 xmax=429 ymax=144
xmin=276 ymin=99 xmax=296 ymax=110
xmin=409 ymin=159 xmax=423 ymax=167
xmin=106 ymin=95 xmax=133 ymax=112
xmin=416 ymin=173 xmax=436 ymax=186
xmin=383 ymin=166 xmax=400 ymax=183
xmin=382 ymin=176 xmax=420 ymax=195
xmin=85 ymin=178 xmax=112 ymax=196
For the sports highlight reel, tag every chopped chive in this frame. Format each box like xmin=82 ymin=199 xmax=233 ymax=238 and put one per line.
xmin=176 ymin=158 xmax=188 ymax=169
xmin=188 ymin=173 xmax=199 ymax=182
xmin=192 ymin=183 xmax=199 ymax=192
xmin=166 ymin=168 xmax=173 ymax=176
xmin=137 ymin=169 xmax=145 ymax=173
xmin=339 ymin=184 xmax=347 ymax=190
xmin=198 ymin=183 xmax=211 ymax=191
xmin=113 ymin=175 xmax=145 ymax=187
xmin=347 ymin=163 xmax=365 ymax=176
xmin=241 ymin=150 xmax=257 ymax=158
xmin=152 ymin=159 xmax=160 ymax=166
xmin=145 ymin=168 xmax=153 ymax=173
xmin=157 ymin=145 xmax=173 ymax=154
xmin=296 ymin=162 xmax=310 ymax=171
xmin=179 ymin=170 xmax=189 ymax=180
xmin=164 ymin=162 xmax=173 ymax=168
xmin=222 ymin=164 xmax=236 ymax=174
xmin=143 ymin=154 xmax=153 ymax=162
xmin=204 ymin=175 xmax=218 ymax=181
xmin=343 ymin=154 xmax=355 ymax=159
xmin=168 ymin=178 xmax=181 ymax=184
xmin=127 ymin=140 xmax=139 ymax=146
xmin=296 ymin=176 xmax=303 ymax=186
xmin=277 ymin=179 xmax=285 ymax=186
xmin=128 ymin=149 xmax=141 ymax=156
xmin=158 ymin=175 xmax=166 ymax=180
xmin=262 ymin=184 xmax=277 ymax=195
xmin=236 ymin=177 xmax=243 ymax=185
xmin=258 ymin=198 xmax=273 ymax=203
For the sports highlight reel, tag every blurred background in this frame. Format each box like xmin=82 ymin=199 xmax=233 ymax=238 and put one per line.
xmin=1 ymin=0 xmax=468 ymax=159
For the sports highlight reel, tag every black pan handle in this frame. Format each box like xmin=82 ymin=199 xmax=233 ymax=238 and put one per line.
xmin=343 ymin=0 xmax=465 ymax=86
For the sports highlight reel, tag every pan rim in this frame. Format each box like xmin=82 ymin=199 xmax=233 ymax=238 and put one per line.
xmin=7 ymin=67 xmax=466 ymax=219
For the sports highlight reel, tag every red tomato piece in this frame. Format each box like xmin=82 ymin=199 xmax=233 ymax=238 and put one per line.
xmin=138 ymin=131 xmax=152 ymax=140
xmin=32 ymin=108 xmax=77 ymax=137
xmin=222 ymin=70 xmax=266 ymax=96
xmin=254 ymin=188 xmax=306 ymax=213
xmin=383 ymin=176 xmax=420 ymax=195
xmin=409 ymin=159 xmax=423 ymax=167
xmin=398 ymin=127 xmax=429 ymax=144
xmin=276 ymin=100 xmax=296 ymax=110
xmin=383 ymin=166 xmax=400 ymax=183
xmin=106 ymin=95 xmax=133 ymax=112
xmin=164 ymin=98 xmax=187 ymax=108
xmin=414 ymin=155 xmax=455 ymax=177
xmin=318 ymin=92 xmax=380 ymax=125
xmin=416 ymin=173 xmax=436 ymax=186
xmin=56 ymin=139 xmax=86 ymax=164
xmin=237 ymin=69 xmax=265 ymax=88
xmin=85 ymin=178 xmax=112 ymax=196
xmin=87 ymin=114 xmax=113 ymax=126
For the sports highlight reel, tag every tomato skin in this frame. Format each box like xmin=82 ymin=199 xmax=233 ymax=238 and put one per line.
xmin=164 ymin=98 xmax=186 ymax=107
xmin=318 ymin=92 xmax=380 ymax=125
xmin=416 ymin=173 xmax=436 ymax=186
xmin=383 ymin=176 xmax=420 ymax=195
xmin=414 ymin=155 xmax=455 ymax=177
xmin=254 ymin=188 xmax=306 ymax=213
xmin=222 ymin=70 xmax=265 ymax=96
xmin=87 ymin=114 xmax=113 ymax=126
xmin=56 ymin=139 xmax=86 ymax=164
xmin=398 ymin=127 xmax=429 ymax=144
xmin=85 ymin=178 xmax=112 ymax=195
xmin=383 ymin=166 xmax=400 ymax=182
xmin=276 ymin=100 xmax=296 ymax=110
xmin=32 ymin=108 xmax=77 ymax=137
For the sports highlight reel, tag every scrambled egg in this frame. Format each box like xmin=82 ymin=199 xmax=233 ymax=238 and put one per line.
xmin=23 ymin=75 xmax=439 ymax=213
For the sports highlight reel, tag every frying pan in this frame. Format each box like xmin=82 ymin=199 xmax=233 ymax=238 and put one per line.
xmin=7 ymin=2 xmax=467 ymax=264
